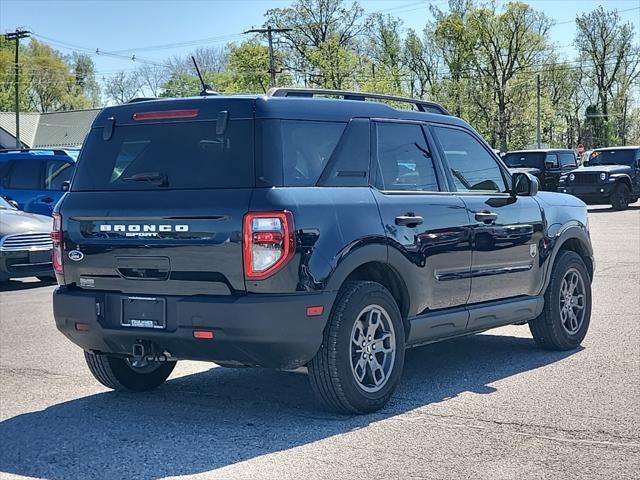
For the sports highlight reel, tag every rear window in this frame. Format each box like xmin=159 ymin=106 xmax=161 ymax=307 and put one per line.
xmin=72 ymin=120 xmax=254 ymax=191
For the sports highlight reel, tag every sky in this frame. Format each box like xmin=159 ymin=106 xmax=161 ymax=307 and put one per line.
xmin=1 ymin=0 xmax=639 ymax=79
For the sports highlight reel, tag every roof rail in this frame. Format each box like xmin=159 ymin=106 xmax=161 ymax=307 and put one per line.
xmin=0 ymin=148 xmax=76 ymax=156
xmin=127 ymin=97 xmax=159 ymax=103
xmin=266 ymin=87 xmax=450 ymax=115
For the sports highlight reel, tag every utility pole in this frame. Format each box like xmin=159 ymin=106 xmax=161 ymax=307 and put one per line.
xmin=536 ymin=73 xmax=541 ymax=149
xmin=244 ymin=26 xmax=292 ymax=88
xmin=4 ymin=29 xmax=30 ymax=148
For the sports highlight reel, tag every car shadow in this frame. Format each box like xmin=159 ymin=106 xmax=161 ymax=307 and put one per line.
xmin=0 ymin=277 xmax=56 ymax=292
xmin=0 ymin=333 xmax=580 ymax=480
xmin=587 ymin=205 xmax=640 ymax=214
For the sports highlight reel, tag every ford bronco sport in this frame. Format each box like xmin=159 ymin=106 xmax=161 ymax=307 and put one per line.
xmin=52 ymin=88 xmax=594 ymax=413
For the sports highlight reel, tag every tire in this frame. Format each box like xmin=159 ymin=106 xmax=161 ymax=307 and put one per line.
xmin=84 ymin=351 xmax=176 ymax=391
xmin=529 ymin=251 xmax=592 ymax=351
xmin=611 ymin=183 xmax=631 ymax=210
xmin=308 ymin=281 xmax=405 ymax=414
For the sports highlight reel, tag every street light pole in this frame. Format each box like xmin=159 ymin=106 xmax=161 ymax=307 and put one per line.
xmin=244 ymin=26 xmax=292 ymax=88
xmin=4 ymin=29 xmax=30 ymax=148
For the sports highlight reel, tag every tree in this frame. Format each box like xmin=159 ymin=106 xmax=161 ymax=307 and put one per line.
xmin=167 ymin=46 xmax=228 ymax=75
xmin=226 ymin=40 xmax=277 ymax=93
xmin=362 ymin=14 xmax=405 ymax=94
xmin=468 ymin=2 xmax=552 ymax=151
xmin=68 ymin=53 xmax=100 ymax=107
xmin=136 ymin=64 xmax=168 ymax=97
xmin=103 ymin=71 xmax=141 ymax=104
xmin=0 ymin=36 xmax=29 ymax=112
xmin=264 ymin=0 xmax=366 ymax=86
xmin=403 ymin=29 xmax=438 ymax=99
xmin=430 ymin=0 xmax=475 ymax=117
xmin=575 ymin=6 xmax=637 ymax=145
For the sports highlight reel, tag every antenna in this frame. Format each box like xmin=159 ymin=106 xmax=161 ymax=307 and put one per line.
xmin=191 ymin=56 xmax=219 ymax=96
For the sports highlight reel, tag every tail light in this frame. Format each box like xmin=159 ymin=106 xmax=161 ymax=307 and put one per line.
xmin=243 ymin=211 xmax=295 ymax=280
xmin=51 ymin=212 xmax=64 ymax=275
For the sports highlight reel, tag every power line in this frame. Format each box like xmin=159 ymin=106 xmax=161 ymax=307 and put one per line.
xmin=553 ymin=5 xmax=640 ymax=26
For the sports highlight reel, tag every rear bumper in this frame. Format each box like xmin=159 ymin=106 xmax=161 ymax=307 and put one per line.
xmin=558 ymin=184 xmax=615 ymax=203
xmin=0 ymin=250 xmax=53 ymax=280
xmin=53 ymin=288 xmax=336 ymax=369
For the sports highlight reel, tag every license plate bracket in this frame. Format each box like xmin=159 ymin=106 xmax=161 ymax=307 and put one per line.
xmin=121 ymin=296 xmax=166 ymax=329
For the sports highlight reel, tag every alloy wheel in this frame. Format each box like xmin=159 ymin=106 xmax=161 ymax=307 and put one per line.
xmin=559 ymin=268 xmax=587 ymax=335
xmin=350 ymin=304 xmax=396 ymax=393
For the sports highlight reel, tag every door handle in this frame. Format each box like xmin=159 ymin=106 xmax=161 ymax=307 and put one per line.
xmin=395 ymin=214 xmax=424 ymax=227
xmin=475 ymin=211 xmax=498 ymax=224
xmin=39 ymin=196 xmax=54 ymax=203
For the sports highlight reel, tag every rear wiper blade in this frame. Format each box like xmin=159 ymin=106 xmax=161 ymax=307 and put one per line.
xmin=121 ymin=172 xmax=168 ymax=186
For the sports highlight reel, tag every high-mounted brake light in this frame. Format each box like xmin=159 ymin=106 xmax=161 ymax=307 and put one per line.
xmin=132 ymin=109 xmax=199 ymax=121
xmin=51 ymin=212 xmax=64 ymax=275
xmin=243 ymin=211 xmax=295 ymax=280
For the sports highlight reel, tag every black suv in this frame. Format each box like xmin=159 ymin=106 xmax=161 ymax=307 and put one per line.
xmin=52 ymin=89 xmax=595 ymax=413
xmin=559 ymin=146 xmax=640 ymax=210
xmin=502 ymin=149 xmax=578 ymax=191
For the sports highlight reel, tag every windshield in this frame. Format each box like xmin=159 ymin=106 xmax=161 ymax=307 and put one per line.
xmin=72 ymin=120 xmax=254 ymax=191
xmin=589 ymin=149 xmax=637 ymax=166
xmin=502 ymin=152 xmax=545 ymax=169
xmin=0 ymin=197 xmax=16 ymax=210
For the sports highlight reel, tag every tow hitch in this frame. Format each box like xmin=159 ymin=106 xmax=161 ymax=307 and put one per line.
xmin=132 ymin=341 xmax=170 ymax=363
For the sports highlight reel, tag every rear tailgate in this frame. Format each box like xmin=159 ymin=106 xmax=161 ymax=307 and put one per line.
xmin=59 ymin=190 xmax=249 ymax=295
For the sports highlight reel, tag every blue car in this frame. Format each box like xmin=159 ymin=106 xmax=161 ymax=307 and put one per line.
xmin=0 ymin=149 xmax=78 ymax=216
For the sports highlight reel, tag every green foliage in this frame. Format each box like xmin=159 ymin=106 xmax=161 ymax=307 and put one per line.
xmin=6 ymin=0 xmax=638 ymax=150
xmin=0 ymin=38 xmax=97 ymax=112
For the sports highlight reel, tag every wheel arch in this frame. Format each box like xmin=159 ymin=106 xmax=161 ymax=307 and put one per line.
xmin=612 ymin=175 xmax=633 ymax=189
xmin=340 ymin=262 xmax=411 ymax=340
xmin=542 ymin=227 xmax=594 ymax=294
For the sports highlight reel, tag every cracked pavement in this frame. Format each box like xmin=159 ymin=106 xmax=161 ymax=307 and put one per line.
xmin=0 ymin=203 xmax=638 ymax=479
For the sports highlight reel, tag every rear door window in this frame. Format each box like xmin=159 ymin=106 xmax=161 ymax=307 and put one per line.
xmin=73 ymin=120 xmax=254 ymax=191
xmin=8 ymin=161 xmax=42 ymax=189
xmin=374 ymin=122 xmax=440 ymax=191
xmin=44 ymin=160 xmax=74 ymax=190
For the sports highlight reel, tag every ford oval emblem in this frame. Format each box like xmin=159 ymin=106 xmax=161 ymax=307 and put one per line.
xmin=68 ymin=250 xmax=84 ymax=262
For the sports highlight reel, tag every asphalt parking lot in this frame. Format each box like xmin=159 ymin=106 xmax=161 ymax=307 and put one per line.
xmin=0 ymin=203 xmax=638 ymax=480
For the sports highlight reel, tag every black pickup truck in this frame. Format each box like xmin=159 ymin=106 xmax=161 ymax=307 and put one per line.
xmin=52 ymin=89 xmax=595 ymax=413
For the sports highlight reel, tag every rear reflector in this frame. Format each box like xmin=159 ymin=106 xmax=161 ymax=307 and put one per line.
xmin=193 ymin=330 xmax=214 ymax=339
xmin=306 ymin=306 xmax=324 ymax=317
xmin=51 ymin=212 xmax=64 ymax=275
xmin=75 ymin=322 xmax=89 ymax=332
xmin=133 ymin=109 xmax=199 ymax=121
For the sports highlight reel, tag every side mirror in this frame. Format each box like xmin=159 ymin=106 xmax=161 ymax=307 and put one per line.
xmin=583 ymin=160 xmax=589 ymax=167
xmin=61 ymin=180 xmax=70 ymax=192
xmin=544 ymin=160 xmax=557 ymax=169
xmin=512 ymin=172 xmax=538 ymax=197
